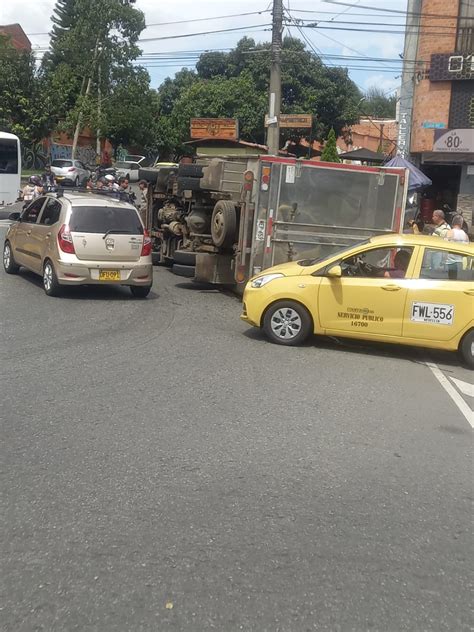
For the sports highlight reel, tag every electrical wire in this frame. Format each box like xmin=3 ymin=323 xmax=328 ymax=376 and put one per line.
xmin=139 ymin=24 xmax=271 ymax=42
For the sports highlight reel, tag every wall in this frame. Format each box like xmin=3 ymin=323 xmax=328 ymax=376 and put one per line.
xmin=410 ymin=0 xmax=460 ymax=154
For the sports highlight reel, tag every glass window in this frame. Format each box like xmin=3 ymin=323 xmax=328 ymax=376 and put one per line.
xmin=52 ymin=160 xmax=73 ymax=168
xmin=22 ymin=198 xmax=45 ymax=224
xmin=340 ymin=246 xmax=413 ymax=278
xmin=457 ymin=0 xmax=474 ymax=51
xmin=0 ymin=138 xmax=19 ymax=174
xmin=420 ymin=248 xmax=474 ymax=281
xmin=69 ymin=206 xmax=143 ymax=234
xmin=39 ymin=199 xmax=62 ymax=226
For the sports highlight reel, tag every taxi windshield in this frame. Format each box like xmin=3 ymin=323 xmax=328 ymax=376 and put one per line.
xmin=297 ymin=239 xmax=371 ymax=267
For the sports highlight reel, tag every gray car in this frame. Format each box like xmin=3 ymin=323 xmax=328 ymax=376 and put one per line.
xmin=51 ymin=159 xmax=90 ymax=186
xmin=3 ymin=190 xmax=153 ymax=297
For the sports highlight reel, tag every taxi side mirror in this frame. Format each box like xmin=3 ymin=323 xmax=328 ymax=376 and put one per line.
xmin=8 ymin=212 xmax=21 ymax=221
xmin=327 ymin=265 xmax=342 ymax=278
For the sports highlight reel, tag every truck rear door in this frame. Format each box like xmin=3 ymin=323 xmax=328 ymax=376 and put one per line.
xmin=250 ymin=158 xmax=407 ymax=276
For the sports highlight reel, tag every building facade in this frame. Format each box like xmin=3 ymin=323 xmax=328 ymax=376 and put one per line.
xmin=399 ymin=0 xmax=473 ymax=231
xmin=0 ymin=24 xmax=31 ymax=51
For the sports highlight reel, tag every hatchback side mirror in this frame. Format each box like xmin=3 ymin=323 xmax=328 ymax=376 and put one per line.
xmin=327 ymin=264 xmax=342 ymax=278
xmin=8 ymin=212 xmax=21 ymax=221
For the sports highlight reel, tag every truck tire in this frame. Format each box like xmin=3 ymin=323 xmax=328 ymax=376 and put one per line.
xmin=177 ymin=176 xmax=202 ymax=193
xmin=139 ymin=167 xmax=160 ymax=183
xmin=178 ymin=164 xmax=203 ymax=178
xmin=172 ymin=263 xmax=195 ymax=278
xmin=173 ymin=250 xmax=197 ymax=266
xmin=211 ymin=200 xmax=237 ymax=248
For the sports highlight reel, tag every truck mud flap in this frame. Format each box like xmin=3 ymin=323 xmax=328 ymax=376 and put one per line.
xmin=172 ymin=263 xmax=196 ymax=278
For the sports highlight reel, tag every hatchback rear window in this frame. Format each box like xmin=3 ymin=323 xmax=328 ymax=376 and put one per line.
xmin=69 ymin=206 xmax=143 ymax=234
xmin=52 ymin=160 xmax=73 ymax=168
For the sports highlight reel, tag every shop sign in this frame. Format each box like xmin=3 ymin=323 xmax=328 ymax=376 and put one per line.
xmin=190 ymin=118 xmax=239 ymax=140
xmin=264 ymin=114 xmax=313 ymax=128
xmin=430 ymin=53 xmax=474 ymax=81
xmin=422 ymin=121 xmax=446 ymax=129
xmin=433 ymin=129 xmax=474 ymax=153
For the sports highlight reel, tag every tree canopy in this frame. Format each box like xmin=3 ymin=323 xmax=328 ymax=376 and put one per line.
xmin=362 ymin=86 xmax=397 ymax=119
xmin=154 ymin=37 xmax=362 ymax=158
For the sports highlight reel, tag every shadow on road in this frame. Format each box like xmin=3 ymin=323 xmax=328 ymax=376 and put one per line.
xmin=10 ymin=269 xmax=159 ymax=301
xmin=241 ymin=327 xmax=465 ymax=369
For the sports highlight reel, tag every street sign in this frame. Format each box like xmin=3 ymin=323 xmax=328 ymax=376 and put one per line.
xmin=433 ymin=129 xmax=474 ymax=153
xmin=265 ymin=114 xmax=313 ymax=128
xmin=190 ymin=118 xmax=239 ymax=140
xmin=422 ymin=121 xmax=446 ymax=129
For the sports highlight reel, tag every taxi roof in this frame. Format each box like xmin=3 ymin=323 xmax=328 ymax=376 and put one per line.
xmin=368 ymin=232 xmax=473 ymax=252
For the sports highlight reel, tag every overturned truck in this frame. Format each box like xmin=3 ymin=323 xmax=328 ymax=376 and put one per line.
xmin=140 ymin=155 xmax=408 ymax=290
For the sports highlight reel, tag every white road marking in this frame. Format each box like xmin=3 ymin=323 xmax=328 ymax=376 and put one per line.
xmin=426 ymin=362 xmax=473 ymax=428
xmin=450 ymin=376 xmax=474 ymax=398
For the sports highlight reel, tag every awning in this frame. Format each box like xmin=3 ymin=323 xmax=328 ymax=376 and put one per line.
xmin=384 ymin=155 xmax=432 ymax=191
xmin=421 ymin=152 xmax=474 ymax=165
xmin=338 ymin=147 xmax=386 ymax=163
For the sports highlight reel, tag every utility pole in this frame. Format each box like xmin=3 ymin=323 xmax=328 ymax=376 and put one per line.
xmin=72 ymin=36 xmax=100 ymax=160
xmin=266 ymin=0 xmax=283 ymax=155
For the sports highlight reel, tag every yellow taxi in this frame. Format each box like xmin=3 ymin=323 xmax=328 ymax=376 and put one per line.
xmin=241 ymin=234 xmax=474 ymax=367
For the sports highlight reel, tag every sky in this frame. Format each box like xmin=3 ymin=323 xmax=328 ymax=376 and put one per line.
xmin=1 ymin=0 xmax=408 ymax=95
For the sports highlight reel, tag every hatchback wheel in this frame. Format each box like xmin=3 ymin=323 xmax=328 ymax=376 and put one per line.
xmin=459 ymin=330 xmax=474 ymax=369
xmin=74 ymin=176 xmax=79 ymax=187
xmin=3 ymin=241 xmax=20 ymax=274
xmin=130 ymin=285 xmax=151 ymax=298
xmin=43 ymin=260 xmax=62 ymax=297
xmin=263 ymin=300 xmax=312 ymax=346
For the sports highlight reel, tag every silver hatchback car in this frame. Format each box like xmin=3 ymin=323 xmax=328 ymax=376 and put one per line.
xmin=3 ymin=191 xmax=153 ymax=297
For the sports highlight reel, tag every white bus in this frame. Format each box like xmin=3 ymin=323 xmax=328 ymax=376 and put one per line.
xmin=0 ymin=132 xmax=21 ymax=206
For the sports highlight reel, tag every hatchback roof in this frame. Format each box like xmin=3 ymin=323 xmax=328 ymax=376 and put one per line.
xmin=50 ymin=190 xmax=136 ymax=209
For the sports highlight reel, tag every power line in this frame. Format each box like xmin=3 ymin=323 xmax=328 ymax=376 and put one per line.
xmin=139 ymin=24 xmax=271 ymax=42
xmin=320 ymin=0 xmax=472 ymax=20
xmin=145 ymin=10 xmax=271 ymax=28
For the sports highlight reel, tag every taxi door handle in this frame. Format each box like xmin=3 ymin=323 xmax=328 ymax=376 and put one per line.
xmin=382 ymin=284 xmax=401 ymax=291
xmin=464 ymin=289 xmax=474 ymax=296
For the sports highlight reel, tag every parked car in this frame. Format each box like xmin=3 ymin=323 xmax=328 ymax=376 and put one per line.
xmin=241 ymin=234 xmax=474 ymax=367
xmin=50 ymin=159 xmax=90 ymax=187
xmin=3 ymin=190 xmax=153 ymax=298
xmin=114 ymin=159 xmax=145 ymax=182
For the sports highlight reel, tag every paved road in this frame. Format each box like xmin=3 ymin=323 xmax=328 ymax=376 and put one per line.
xmin=1 ymin=225 xmax=472 ymax=632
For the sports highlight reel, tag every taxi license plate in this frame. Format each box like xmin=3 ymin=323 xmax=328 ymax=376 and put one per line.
xmin=99 ymin=270 xmax=120 ymax=281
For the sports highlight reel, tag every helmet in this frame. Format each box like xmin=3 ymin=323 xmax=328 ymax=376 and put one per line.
xmin=104 ymin=174 xmax=115 ymax=182
xmin=29 ymin=175 xmax=42 ymax=186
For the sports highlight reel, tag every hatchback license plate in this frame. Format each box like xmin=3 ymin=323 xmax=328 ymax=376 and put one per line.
xmin=99 ymin=270 xmax=120 ymax=281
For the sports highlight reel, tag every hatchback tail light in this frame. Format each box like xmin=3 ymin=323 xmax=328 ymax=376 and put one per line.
xmin=141 ymin=230 xmax=152 ymax=257
xmin=68 ymin=167 xmax=75 ymax=172
xmin=58 ymin=225 xmax=75 ymax=254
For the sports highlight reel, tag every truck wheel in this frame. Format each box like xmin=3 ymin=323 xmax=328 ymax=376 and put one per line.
xmin=263 ymin=300 xmax=312 ymax=346
xmin=139 ymin=167 xmax=160 ymax=183
xmin=459 ymin=330 xmax=474 ymax=369
xmin=178 ymin=164 xmax=203 ymax=178
xmin=211 ymin=200 xmax=237 ymax=248
xmin=177 ymin=176 xmax=202 ymax=193
xmin=173 ymin=250 xmax=197 ymax=266
xmin=172 ymin=263 xmax=195 ymax=278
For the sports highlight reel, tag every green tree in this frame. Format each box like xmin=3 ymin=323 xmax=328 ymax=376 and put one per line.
xmin=0 ymin=35 xmax=51 ymax=143
xmin=154 ymin=36 xmax=362 ymax=157
xmin=362 ymin=87 xmax=397 ymax=119
xmin=321 ymin=128 xmax=341 ymax=163
xmin=41 ymin=0 xmax=146 ymax=141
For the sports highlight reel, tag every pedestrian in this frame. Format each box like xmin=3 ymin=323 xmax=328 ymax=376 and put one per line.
xmin=431 ymin=209 xmax=451 ymax=238
xmin=137 ymin=179 xmax=148 ymax=224
xmin=118 ymin=176 xmax=130 ymax=191
xmin=444 ymin=214 xmax=469 ymax=280
xmin=85 ymin=177 xmax=94 ymax=190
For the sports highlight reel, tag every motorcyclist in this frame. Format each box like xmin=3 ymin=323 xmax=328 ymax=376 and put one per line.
xmin=22 ymin=175 xmax=43 ymax=203
xmin=41 ymin=165 xmax=57 ymax=192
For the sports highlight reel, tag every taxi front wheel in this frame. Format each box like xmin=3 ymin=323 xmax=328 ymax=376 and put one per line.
xmin=459 ymin=330 xmax=474 ymax=369
xmin=263 ymin=300 xmax=312 ymax=346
